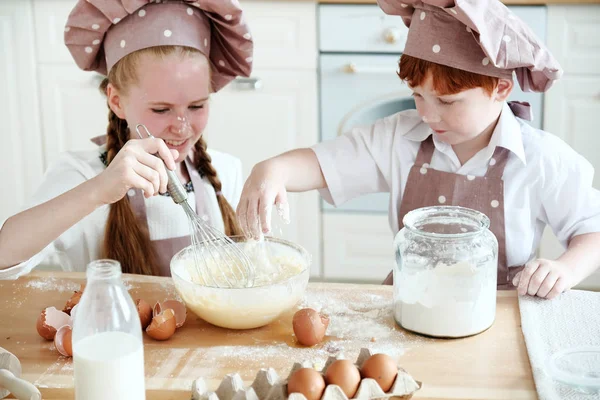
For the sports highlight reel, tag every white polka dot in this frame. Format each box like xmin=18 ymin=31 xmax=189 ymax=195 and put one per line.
xmin=438 ymin=196 xmax=446 ymax=204
xmin=245 ymin=56 xmax=253 ymax=63
xmin=138 ymin=9 xmax=146 ymax=17
xmin=85 ymin=47 xmax=93 ymax=54
xmin=432 ymin=44 xmax=441 ymax=53
xmin=204 ymin=38 xmax=208 ymax=47
xmin=225 ymin=14 xmax=233 ymax=21
xmin=482 ymin=57 xmax=490 ymax=66
xmin=467 ymin=175 xmax=476 ymax=181
xmin=187 ymin=8 xmax=194 ymax=16
xmin=92 ymin=24 xmax=100 ymax=30
xmin=218 ymin=60 xmax=225 ymax=67
xmin=489 ymin=158 xmax=497 ymax=166
xmin=164 ymin=30 xmax=172 ymax=37
xmin=420 ymin=168 xmax=428 ymax=175
xmin=93 ymin=39 xmax=100 ymax=45
xmin=503 ymin=35 xmax=511 ymax=43
xmin=65 ymin=26 xmax=71 ymax=32
xmin=113 ymin=18 xmax=121 ymax=24
xmin=451 ymin=9 xmax=458 ymax=15
xmin=120 ymin=40 xmax=126 ymax=48
xmin=401 ymin=3 xmax=408 ymax=7
xmin=491 ymin=200 xmax=500 ymax=208
xmin=466 ymin=26 xmax=472 ymax=33
xmin=243 ymin=32 xmax=252 ymax=40
xmin=127 ymin=189 xmax=136 ymax=197
xmin=422 ymin=163 xmax=430 ymax=169
xmin=420 ymin=12 xmax=426 ymax=20
xmin=460 ymin=227 xmax=468 ymax=232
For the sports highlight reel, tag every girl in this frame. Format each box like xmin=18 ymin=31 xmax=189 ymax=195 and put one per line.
xmin=236 ymin=0 xmax=600 ymax=299
xmin=0 ymin=0 xmax=253 ymax=277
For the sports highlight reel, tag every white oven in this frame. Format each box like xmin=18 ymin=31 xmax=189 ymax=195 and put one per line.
xmin=318 ymin=4 xmax=547 ymax=214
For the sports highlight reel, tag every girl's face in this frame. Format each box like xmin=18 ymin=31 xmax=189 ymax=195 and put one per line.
xmin=108 ymin=52 xmax=210 ymax=163
xmin=411 ymin=74 xmax=512 ymax=146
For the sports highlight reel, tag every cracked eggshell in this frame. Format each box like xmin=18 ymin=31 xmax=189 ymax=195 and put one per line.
xmin=54 ymin=325 xmax=73 ymax=357
xmin=146 ymin=308 xmax=176 ymax=340
xmin=63 ymin=287 xmax=83 ymax=315
xmin=136 ymin=299 xmax=153 ymax=330
xmin=292 ymin=308 xmax=330 ymax=347
xmin=36 ymin=307 xmax=72 ymax=340
xmin=161 ymin=300 xmax=187 ymax=328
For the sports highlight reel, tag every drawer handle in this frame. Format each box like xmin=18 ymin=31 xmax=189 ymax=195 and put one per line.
xmin=342 ymin=63 xmax=394 ymax=75
xmin=233 ymin=77 xmax=262 ymax=91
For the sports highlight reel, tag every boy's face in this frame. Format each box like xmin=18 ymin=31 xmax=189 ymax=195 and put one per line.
xmin=109 ymin=52 xmax=211 ymax=164
xmin=411 ymin=74 xmax=512 ymax=146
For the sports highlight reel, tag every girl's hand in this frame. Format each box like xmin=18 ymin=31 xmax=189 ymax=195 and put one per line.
xmin=512 ymin=259 xmax=574 ymax=299
xmin=93 ymin=137 xmax=179 ymax=205
xmin=236 ymin=159 xmax=290 ymax=240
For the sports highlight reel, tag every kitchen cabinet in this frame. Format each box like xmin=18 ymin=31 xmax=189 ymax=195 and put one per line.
xmin=540 ymin=4 xmax=600 ymax=290
xmin=0 ymin=0 xmax=44 ymax=223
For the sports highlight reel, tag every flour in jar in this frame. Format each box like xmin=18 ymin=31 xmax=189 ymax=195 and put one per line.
xmin=394 ymin=259 xmax=497 ymax=338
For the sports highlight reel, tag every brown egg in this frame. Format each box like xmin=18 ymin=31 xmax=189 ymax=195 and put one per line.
xmin=63 ymin=288 xmax=83 ymax=315
xmin=324 ymin=359 xmax=361 ymax=399
xmin=36 ymin=307 xmax=72 ymax=340
xmin=146 ymin=308 xmax=176 ymax=340
xmin=292 ymin=308 xmax=330 ymax=346
xmin=287 ymin=368 xmax=326 ymax=400
xmin=361 ymin=353 xmax=398 ymax=392
xmin=160 ymin=300 xmax=187 ymax=328
xmin=135 ymin=299 xmax=153 ymax=330
xmin=54 ymin=325 xmax=73 ymax=357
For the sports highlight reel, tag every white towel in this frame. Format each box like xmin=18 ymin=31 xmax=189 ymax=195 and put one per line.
xmin=519 ymin=290 xmax=600 ymax=400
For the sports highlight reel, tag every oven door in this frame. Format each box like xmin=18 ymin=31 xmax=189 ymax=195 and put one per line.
xmin=319 ymin=53 xmax=415 ymax=213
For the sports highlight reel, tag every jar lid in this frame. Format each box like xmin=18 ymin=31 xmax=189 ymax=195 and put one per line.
xmin=545 ymin=346 xmax=600 ymax=393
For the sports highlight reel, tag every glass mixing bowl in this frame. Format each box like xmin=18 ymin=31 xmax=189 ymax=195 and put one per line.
xmin=170 ymin=236 xmax=310 ymax=329
xmin=546 ymin=346 xmax=600 ymax=394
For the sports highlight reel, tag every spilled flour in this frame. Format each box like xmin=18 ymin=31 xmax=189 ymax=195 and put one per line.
xmin=25 ymin=278 xmax=80 ymax=293
xmin=144 ymin=287 xmax=424 ymax=391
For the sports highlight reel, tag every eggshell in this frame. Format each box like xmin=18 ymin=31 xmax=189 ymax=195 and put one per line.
xmin=54 ymin=325 xmax=73 ymax=357
xmin=136 ymin=299 xmax=153 ymax=330
xmin=146 ymin=308 xmax=176 ymax=340
xmin=287 ymin=368 xmax=326 ymax=400
xmin=161 ymin=300 xmax=187 ymax=328
xmin=292 ymin=308 xmax=330 ymax=347
xmin=360 ymin=353 xmax=398 ymax=392
xmin=324 ymin=359 xmax=361 ymax=399
xmin=36 ymin=307 xmax=72 ymax=340
xmin=63 ymin=288 xmax=83 ymax=315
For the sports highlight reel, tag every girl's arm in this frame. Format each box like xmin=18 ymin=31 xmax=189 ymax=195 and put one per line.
xmin=0 ymin=138 xmax=177 ymax=270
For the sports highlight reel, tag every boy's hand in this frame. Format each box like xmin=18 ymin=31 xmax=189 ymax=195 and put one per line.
xmin=512 ymin=259 xmax=574 ymax=299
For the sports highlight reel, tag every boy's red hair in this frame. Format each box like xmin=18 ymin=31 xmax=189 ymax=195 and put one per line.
xmin=398 ymin=54 xmax=499 ymax=96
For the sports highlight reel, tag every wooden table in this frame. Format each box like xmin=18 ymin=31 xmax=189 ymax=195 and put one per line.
xmin=0 ymin=271 xmax=536 ymax=400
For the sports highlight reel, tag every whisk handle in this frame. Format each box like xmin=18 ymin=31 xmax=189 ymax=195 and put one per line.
xmin=166 ymin=169 xmax=188 ymax=204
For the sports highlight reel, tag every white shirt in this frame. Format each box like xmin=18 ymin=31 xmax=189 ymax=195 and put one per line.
xmin=0 ymin=145 xmax=243 ymax=280
xmin=313 ymin=102 xmax=600 ymax=268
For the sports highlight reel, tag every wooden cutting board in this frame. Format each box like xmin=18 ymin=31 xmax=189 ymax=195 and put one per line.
xmin=0 ymin=271 xmax=536 ymax=400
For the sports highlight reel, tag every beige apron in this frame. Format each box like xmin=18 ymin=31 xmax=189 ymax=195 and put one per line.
xmin=127 ymin=158 xmax=211 ymax=276
xmin=383 ymin=135 xmax=524 ymax=289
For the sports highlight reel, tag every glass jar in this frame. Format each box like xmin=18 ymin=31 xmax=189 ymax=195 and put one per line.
xmin=72 ymin=260 xmax=146 ymax=400
xmin=393 ymin=206 xmax=498 ymax=338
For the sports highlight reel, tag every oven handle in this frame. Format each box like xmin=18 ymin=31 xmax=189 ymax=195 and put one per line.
xmin=342 ymin=63 xmax=396 ymax=75
xmin=232 ymin=77 xmax=263 ymax=90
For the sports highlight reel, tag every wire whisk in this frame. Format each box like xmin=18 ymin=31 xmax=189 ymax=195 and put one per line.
xmin=135 ymin=124 xmax=255 ymax=288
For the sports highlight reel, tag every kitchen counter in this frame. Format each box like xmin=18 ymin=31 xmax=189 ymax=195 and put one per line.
xmin=318 ymin=0 xmax=599 ymax=4
xmin=0 ymin=271 xmax=536 ymax=399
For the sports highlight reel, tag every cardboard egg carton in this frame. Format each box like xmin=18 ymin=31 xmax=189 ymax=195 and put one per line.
xmin=191 ymin=348 xmax=422 ymax=400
